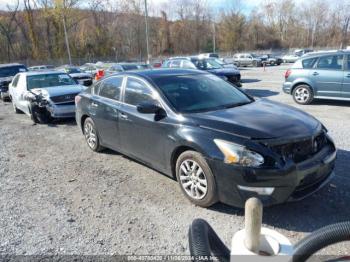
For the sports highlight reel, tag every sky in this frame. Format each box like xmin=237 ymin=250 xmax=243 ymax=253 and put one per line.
xmin=0 ymin=0 xmax=341 ymax=13
xmin=0 ymin=0 xmax=268 ymax=12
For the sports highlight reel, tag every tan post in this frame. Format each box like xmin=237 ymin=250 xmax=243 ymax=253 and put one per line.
xmin=244 ymin=197 xmax=263 ymax=253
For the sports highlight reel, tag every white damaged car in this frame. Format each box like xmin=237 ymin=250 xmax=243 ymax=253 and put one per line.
xmin=9 ymin=71 xmax=85 ymax=122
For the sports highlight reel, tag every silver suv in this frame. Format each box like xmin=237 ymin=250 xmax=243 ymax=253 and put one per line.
xmin=233 ymin=53 xmax=262 ymax=67
xmin=283 ymin=50 xmax=350 ymax=104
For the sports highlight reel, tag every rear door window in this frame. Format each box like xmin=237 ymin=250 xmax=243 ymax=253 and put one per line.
xmin=316 ymin=55 xmax=343 ymax=70
xmin=0 ymin=65 xmax=27 ymax=77
xmin=98 ymin=76 xmax=123 ymax=101
xmin=302 ymin=57 xmax=318 ymax=69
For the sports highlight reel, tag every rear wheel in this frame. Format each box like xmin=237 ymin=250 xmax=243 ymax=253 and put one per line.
xmin=176 ymin=151 xmax=217 ymax=207
xmin=293 ymin=84 xmax=314 ymax=105
xmin=83 ymin=117 xmax=104 ymax=152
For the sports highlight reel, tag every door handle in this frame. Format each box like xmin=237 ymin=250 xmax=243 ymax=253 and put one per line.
xmin=120 ymin=113 xmax=128 ymax=120
xmin=312 ymin=72 xmax=319 ymax=76
xmin=91 ymin=102 xmax=98 ymax=108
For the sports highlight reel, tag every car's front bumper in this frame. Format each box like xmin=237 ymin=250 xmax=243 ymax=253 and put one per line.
xmin=47 ymin=103 xmax=76 ymax=118
xmin=208 ymin=144 xmax=336 ymax=208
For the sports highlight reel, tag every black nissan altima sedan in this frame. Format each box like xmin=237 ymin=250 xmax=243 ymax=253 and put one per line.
xmin=75 ymin=69 xmax=336 ymax=208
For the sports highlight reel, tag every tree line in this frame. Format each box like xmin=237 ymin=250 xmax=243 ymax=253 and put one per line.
xmin=0 ymin=0 xmax=349 ymax=64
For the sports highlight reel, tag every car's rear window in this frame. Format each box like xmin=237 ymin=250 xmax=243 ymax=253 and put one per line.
xmin=302 ymin=57 xmax=318 ymax=69
xmin=0 ymin=66 xmax=27 ymax=77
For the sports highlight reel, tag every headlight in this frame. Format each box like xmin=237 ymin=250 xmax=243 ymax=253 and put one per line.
xmin=214 ymin=139 xmax=264 ymax=167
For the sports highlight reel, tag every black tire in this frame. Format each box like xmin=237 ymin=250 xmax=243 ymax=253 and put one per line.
xmin=292 ymin=84 xmax=314 ymax=105
xmin=176 ymin=150 xmax=218 ymax=207
xmin=11 ymin=99 xmax=21 ymax=114
xmin=83 ymin=117 xmax=104 ymax=152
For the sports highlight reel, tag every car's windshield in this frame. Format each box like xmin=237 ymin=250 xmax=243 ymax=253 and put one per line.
xmin=0 ymin=66 xmax=27 ymax=77
xmin=153 ymin=74 xmax=253 ymax=113
xmin=195 ymin=59 xmax=223 ymax=70
xmin=27 ymin=73 xmax=76 ymax=89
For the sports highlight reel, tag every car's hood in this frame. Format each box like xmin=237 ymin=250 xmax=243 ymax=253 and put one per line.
xmin=31 ymin=85 xmax=85 ymax=97
xmin=187 ymin=99 xmax=320 ymax=139
xmin=69 ymin=72 xmax=92 ymax=78
xmin=222 ymin=64 xmax=239 ymax=70
xmin=207 ymin=68 xmax=240 ymax=76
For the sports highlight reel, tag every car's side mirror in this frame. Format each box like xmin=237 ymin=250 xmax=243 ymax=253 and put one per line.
xmin=137 ymin=101 xmax=164 ymax=115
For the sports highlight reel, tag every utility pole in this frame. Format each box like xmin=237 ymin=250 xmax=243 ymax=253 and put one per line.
xmin=144 ymin=0 xmax=150 ymax=64
xmin=62 ymin=15 xmax=72 ymax=65
xmin=213 ymin=22 xmax=216 ymax=53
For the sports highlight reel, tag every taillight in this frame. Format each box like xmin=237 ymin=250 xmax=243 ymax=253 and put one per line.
xmin=75 ymin=95 xmax=81 ymax=105
xmin=285 ymin=69 xmax=292 ymax=79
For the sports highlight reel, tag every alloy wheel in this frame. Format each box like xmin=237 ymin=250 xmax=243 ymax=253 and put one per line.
xmin=84 ymin=122 xmax=97 ymax=149
xmin=294 ymin=87 xmax=310 ymax=103
xmin=179 ymin=160 xmax=208 ymax=200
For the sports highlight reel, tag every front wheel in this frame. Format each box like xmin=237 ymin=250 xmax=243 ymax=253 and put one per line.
xmin=176 ymin=151 xmax=218 ymax=207
xmin=293 ymin=85 xmax=314 ymax=105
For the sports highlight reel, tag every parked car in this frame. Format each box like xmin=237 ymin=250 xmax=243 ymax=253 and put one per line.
xmin=105 ymin=63 xmax=139 ymax=75
xmin=76 ymin=69 xmax=336 ymax=208
xmin=162 ymin=57 xmax=242 ymax=87
xmin=0 ymin=63 xmax=27 ymax=101
xmin=28 ymin=65 xmax=55 ymax=71
xmin=212 ymin=58 xmax=239 ymax=70
xmin=260 ymin=54 xmax=283 ymax=65
xmin=294 ymin=48 xmax=314 ymax=57
xmin=233 ymin=53 xmax=262 ymax=67
xmin=283 ymin=50 xmax=350 ymax=104
xmin=57 ymin=66 xmax=93 ymax=86
xmin=136 ymin=63 xmax=152 ymax=70
xmin=9 ymin=71 xmax=85 ymax=120
xmin=282 ymin=54 xmax=300 ymax=63
xmin=80 ymin=63 xmax=99 ymax=77
xmin=198 ymin=53 xmax=219 ymax=59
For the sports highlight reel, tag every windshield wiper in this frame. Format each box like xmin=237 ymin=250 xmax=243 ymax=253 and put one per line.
xmin=223 ymin=101 xmax=253 ymax=109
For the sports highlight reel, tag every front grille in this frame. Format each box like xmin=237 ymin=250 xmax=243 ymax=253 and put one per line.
xmin=270 ymin=132 xmax=328 ymax=163
xmin=292 ymin=170 xmax=332 ymax=199
xmin=50 ymin=93 xmax=79 ymax=104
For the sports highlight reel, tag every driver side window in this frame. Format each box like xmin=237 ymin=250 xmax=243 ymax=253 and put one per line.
xmin=12 ymin=75 xmax=20 ymax=88
xmin=124 ymin=78 xmax=156 ymax=106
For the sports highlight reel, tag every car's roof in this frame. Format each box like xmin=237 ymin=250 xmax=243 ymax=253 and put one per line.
xmin=19 ymin=71 xmax=67 ymax=76
xmin=301 ymin=50 xmax=350 ymax=58
xmin=0 ymin=63 xmax=26 ymax=68
xmin=111 ymin=68 xmax=206 ymax=80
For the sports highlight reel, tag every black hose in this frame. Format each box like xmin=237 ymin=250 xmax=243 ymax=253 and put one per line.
xmin=293 ymin=221 xmax=350 ymax=262
xmin=188 ymin=218 xmax=231 ymax=262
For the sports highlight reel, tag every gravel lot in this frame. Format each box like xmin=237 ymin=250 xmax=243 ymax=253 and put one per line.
xmin=0 ymin=65 xmax=349 ymax=258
